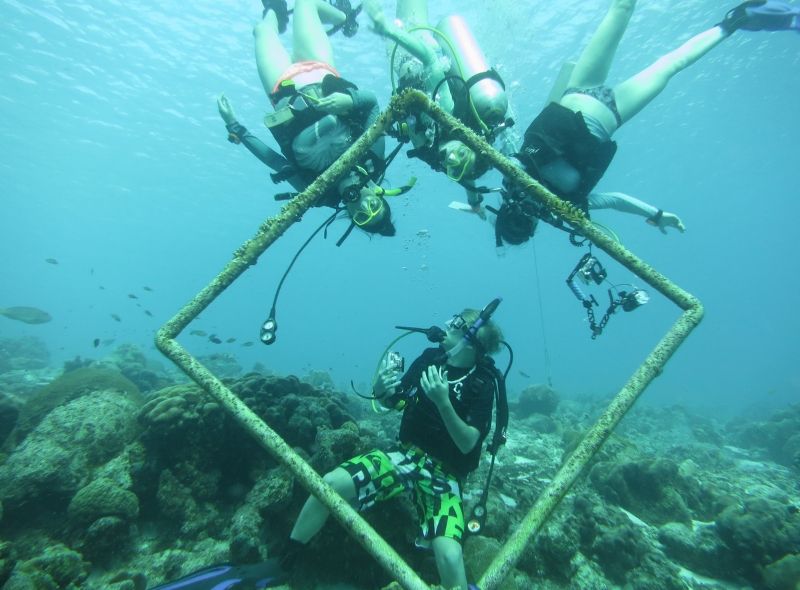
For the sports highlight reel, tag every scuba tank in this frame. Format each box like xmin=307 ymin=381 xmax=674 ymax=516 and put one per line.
xmin=435 ymin=15 xmax=508 ymax=130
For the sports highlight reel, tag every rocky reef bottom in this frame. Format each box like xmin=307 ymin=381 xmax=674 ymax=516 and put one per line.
xmin=0 ymin=343 xmax=798 ymax=590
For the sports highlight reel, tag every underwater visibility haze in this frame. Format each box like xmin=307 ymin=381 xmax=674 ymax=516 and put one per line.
xmin=0 ymin=0 xmax=799 ymax=589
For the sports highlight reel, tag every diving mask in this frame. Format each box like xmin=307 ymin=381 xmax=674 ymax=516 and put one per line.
xmin=439 ymin=140 xmax=475 ymax=182
xmin=351 ymin=194 xmax=385 ymax=227
xmin=445 ymin=314 xmax=468 ymax=332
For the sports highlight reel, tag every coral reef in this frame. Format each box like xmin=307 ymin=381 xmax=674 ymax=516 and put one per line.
xmin=0 ymin=395 xmax=19 ymax=450
xmin=228 ymin=467 xmax=295 ymax=562
xmin=0 ymin=337 xmax=49 ymax=374
xmin=715 ymin=497 xmax=800 ymax=585
xmin=729 ymin=403 xmax=800 ymax=470
xmin=102 ymin=344 xmax=176 ymax=393
xmin=4 ymin=367 xmax=141 ymax=451
xmin=0 ymin=390 xmax=141 ymax=516
xmin=0 ymin=360 xmax=797 ymax=590
xmin=3 ymin=544 xmax=89 ymax=589
xmin=763 ymin=553 xmax=800 ymax=590
xmin=589 ymin=457 xmax=721 ymax=526
xmin=196 ymin=353 xmax=243 ymax=380
xmin=513 ymin=384 xmax=560 ymax=417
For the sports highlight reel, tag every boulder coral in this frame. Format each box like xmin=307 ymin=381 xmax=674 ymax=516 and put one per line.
xmin=658 ymin=521 xmax=734 ymax=580
xmin=715 ymin=496 xmax=800 ymax=585
xmin=0 ymin=390 xmax=141 ymax=515
xmin=103 ymin=344 xmax=173 ymax=393
xmin=589 ymin=457 xmax=721 ymax=525
xmin=228 ymin=467 xmax=295 ymax=562
xmin=5 ymin=367 xmax=140 ymax=450
xmin=3 ymin=544 xmax=88 ymax=589
xmin=513 ymin=384 xmax=560 ymax=418
xmin=731 ymin=403 xmax=800 ymax=470
xmin=67 ymin=477 xmax=140 ymax=526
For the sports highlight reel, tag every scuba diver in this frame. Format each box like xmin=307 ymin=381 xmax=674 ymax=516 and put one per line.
xmin=363 ymin=0 xmax=516 ymax=213
xmin=492 ymin=0 xmax=800 ymax=246
xmin=218 ymin=0 xmax=399 ymax=238
xmin=282 ymin=300 xmax=509 ymax=590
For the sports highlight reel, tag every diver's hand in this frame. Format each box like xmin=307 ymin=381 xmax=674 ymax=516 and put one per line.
xmin=471 ymin=204 xmax=487 ymax=220
xmin=373 ymin=359 xmax=402 ymax=399
xmin=316 ymin=92 xmax=354 ymax=115
xmin=217 ymin=94 xmax=237 ymax=125
xmin=466 ymin=190 xmax=486 ymax=219
xmin=420 ymin=365 xmax=449 ymax=408
xmin=651 ymin=211 xmax=685 ymax=234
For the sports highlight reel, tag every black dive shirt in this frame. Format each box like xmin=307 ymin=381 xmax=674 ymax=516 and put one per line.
xmin=392 ymin=347 xmax=495 ymax=478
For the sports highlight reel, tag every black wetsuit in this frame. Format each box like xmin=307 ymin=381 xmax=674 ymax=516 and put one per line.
xmin=514 ymin=102 xmax=618 ymax=213
xmin=387 ymin=347 xmax=495 ymax=478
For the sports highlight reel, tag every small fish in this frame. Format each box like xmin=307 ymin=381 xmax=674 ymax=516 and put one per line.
xmin=0 ymin=306 xmax=52 ymax=324
xmin=111 ymin=313 xmax=121 ymax=322
xmin=144 ymin=310 xmax=153 ymax=317
xmin=143 ymin=286 xmax=153 ymax=292
xmin=93 ymin=338 xmax=100 ymax=348
xmin=519 ymin=370 xmax=531 ymax=379
xmin=242 ymin=341 xmax=254 ymax=347
xmin=128 ymin=294 xmax=139 ymax=300
xmin=190 ymin=329 xmax=207 ymax=337
xmin=99 ymin=285 xmax=105 ymax=290
xmin=209 ymin=335 xmax=222 ymax=344
xmin=45 ymin=258 xmax=59 ymax=265
xmin=102 ymin=338 xmax=115 ymax=346
xmin=226 ymin=337 xmax=236 ymax=343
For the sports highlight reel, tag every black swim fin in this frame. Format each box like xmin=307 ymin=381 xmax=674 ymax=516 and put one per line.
xmin=327 ymin=0 xmax=361 ymax=37
xmin=720 ymin=0 xmax=800 ymax=34
xmin=262 ymin=0 xmax=290 ymax=34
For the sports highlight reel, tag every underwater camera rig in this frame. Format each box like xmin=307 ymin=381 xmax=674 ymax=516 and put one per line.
xmin=566 ymin=252 xmax=649 ymax=339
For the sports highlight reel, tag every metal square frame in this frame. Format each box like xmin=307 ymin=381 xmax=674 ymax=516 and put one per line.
xmin=156 ymin=90 xmax=703 ymax=590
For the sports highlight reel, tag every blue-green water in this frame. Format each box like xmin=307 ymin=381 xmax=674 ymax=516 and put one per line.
xmin=1 ymin=0 xmax=798 ymax=416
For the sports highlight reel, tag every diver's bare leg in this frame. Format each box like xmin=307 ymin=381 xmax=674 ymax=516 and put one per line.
xmin=396 ymin=0 xmax=429 ymax=26
xmin=313 ymin=0 xmax=347 ymax=26
xmin=614 ymin=26 xmax=727 ymax=123
xmin=289 ymin=468 xmax=357 ymax=543
xmin=567 ymin=0 xmax=636 ymax=88
xmin=364 ymin=0 xmax=436 ymax=64
xmin=254 ymin=11 xmax=292 ymax=95
xmin=293 ymin=0 xmax=337 ymax=64
xmin=432 ymin=536 xmax=469 ymax=590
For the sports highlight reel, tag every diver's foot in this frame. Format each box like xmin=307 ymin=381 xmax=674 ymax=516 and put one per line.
xmin=330 ymin=0 xmax=361 ymax=37
xmin=363 ymin=0 xmax=387 ymax=33
xmin=720 ymin=0 xmax=800 ymax=34
xmin=262 ymin=0 xmax=289 ymax=33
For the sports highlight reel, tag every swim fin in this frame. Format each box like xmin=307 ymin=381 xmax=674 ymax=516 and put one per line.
xmin=327 ymin=0 xmax=361 ymax=37
xmin=720 ymin=0 xmax=800 ymax=34
xmin=262 ymin=0 xmax=290 ymax=34
xmin=148 ymin=560 xmax=287 ymax=589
